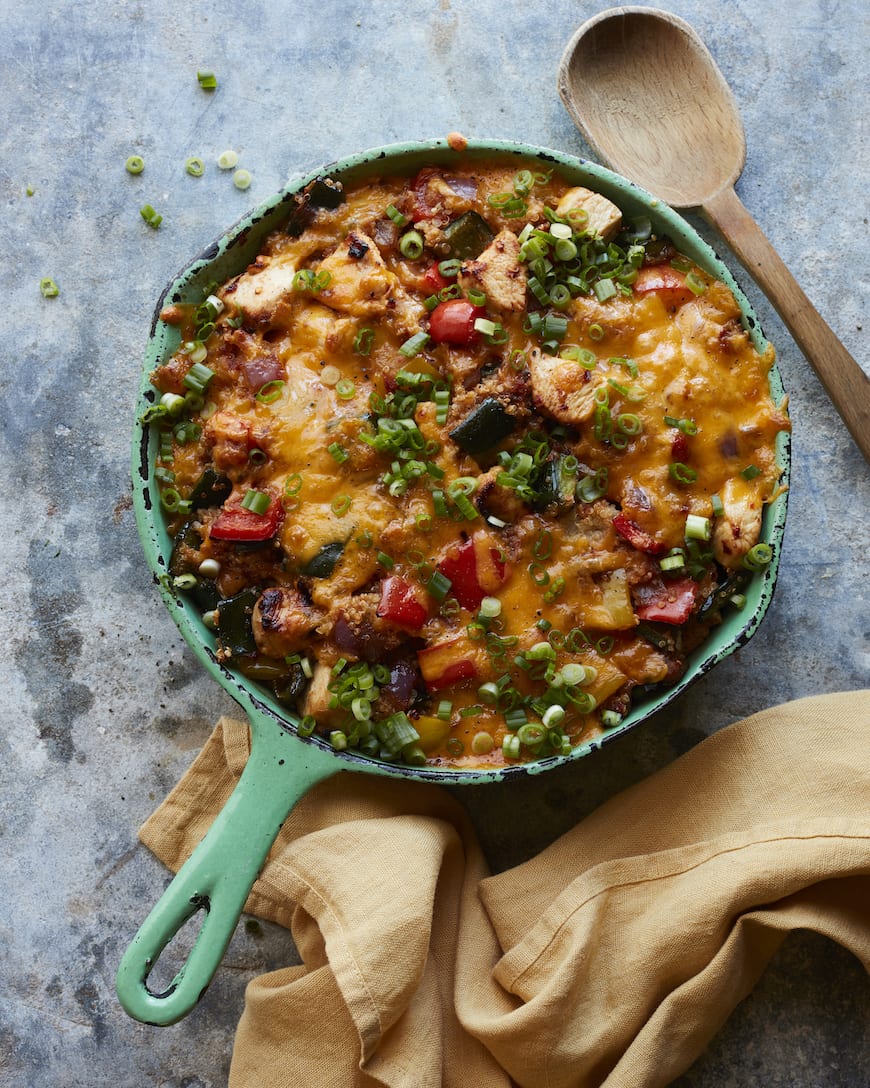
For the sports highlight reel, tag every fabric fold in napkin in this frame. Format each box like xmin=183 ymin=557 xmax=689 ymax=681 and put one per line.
xmin=140 ymin=691 xmax=870 ymax=1087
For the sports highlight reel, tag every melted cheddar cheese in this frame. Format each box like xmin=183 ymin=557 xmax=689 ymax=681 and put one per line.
xmin=149 ymin=159 xmax=789 ymax=769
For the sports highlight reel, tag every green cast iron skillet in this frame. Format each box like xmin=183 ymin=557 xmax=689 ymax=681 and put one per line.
xmin=116 ymin=138 xmax=790 ymax=1025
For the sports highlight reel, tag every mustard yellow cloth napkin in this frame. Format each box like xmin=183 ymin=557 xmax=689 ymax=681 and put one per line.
xmin=140 ymin=691 xmax=870 ymax=1087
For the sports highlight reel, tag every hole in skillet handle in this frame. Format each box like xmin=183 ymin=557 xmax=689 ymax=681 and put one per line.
xmin=142 ymin=895 xmax=211 ymax=1001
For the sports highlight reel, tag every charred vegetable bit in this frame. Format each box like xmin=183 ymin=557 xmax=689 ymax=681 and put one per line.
xmin=449 ymin=397 xmax=516 ymax=455
xmin=143 ymin=155 xmax=789 ymax=769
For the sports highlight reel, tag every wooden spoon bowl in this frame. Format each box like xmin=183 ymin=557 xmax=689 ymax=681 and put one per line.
xmin=558 ymin=7 xmax=870 ymax=463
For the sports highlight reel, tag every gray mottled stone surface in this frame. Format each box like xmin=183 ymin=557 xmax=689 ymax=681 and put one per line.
xmin=1 ymin=0 xmax=867 ymax=1084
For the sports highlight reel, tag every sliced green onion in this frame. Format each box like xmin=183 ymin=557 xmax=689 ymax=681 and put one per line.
xmin=140 ymin=204 xmax=162 ymax=229
xmin=399 ymin=230 xmax=424 ymax=259
xmin=743 ymin=542 xmax=773 ymax=571
xmin=588 ymin=323 xmax=605 ymax=341
xmin=448 ymin=476 xmax=477 ymax=497
xmin=438 ymin=258 xmax=461 ymax=278
xmin=479 ymin=597 xmax=501 ymax=619
xmin=353 ymin=327 xmax=374 ymax=355
xmin=217 ymin=149 xmax=239 ymax=170
xmin=256 ymin=380 xmax=285 ymax=404
xmin=183 ymin=361 xmax=215 ymax=393
xmin=181 ymin=339 xmax=205 ymax=365
xmin=741 ymin=465 xmax=761 ymax=480
xmin=473 ymin=317 xmax=497 ymax=337
xmin=527 ymin=641 xmax=556 ymax=661
xmin=436 ymin=699 xmax=453 ymax=721
xmin=329 ymin=730 xmax=348 ymax=751
xmin=198 ymin=558 xmax=221 ymax=578
xmin=593 ymin=279 xmax=617 ymax=302
xmin=453 ymin=493 xmax=478 ymax=520
xmin=607 ymin=378 xmax=646 ymax=402
xmin=160 ymin=488 xmax=186 ymax=513
xmin=426 ymin=570 xmax=452 ymax=602
xmin=669 ymin=462 xmax=698 ymax=485
xmin=664 ymin=415 xmax=698 ymax=435
xmin=471 ymin=732 xmax=494 ymax=756
xmin=560 ymin=663 xmax=589 ymax=686
xmin=711 ymin=494 xmax=725 ymax=518
xmin=284 ymin=472 xmax=303 ymax=497
xmin=241 ymin=489 xmax=270 ymax=514
xmin=517 ymin=722 xmax=545 ymax=748
xmin=233 ymin=169 xmax=252 ymax=190
xmin=543 ymin=576 xmax=565 ymax=603
xmin=295 ymin=715 xmax=317 ymax=738
xmin=197 ymin=69 xmax=217 ymax=90
xmin=478 ymin=682 xmax=499 ymax=705
xmin=331 ymin=494 xmax=351 ymax=517
xmin=685 ymin=272 xmax=706 ymax=295
xmin=39 ymin=278 xmax=59 ymax=298
xmin=125 ymin=155 xmax=144 ymax=175
xmin=399 ymin=332 xmax=430 ymax=358
xmin=376 ymin=551 xmax=394 ymax=569
xmin=434 ymin=387 xmax=450 ymax=425
xmin=542 ymin=705 xmax=565 ymax=728
xmin=160 ymin=392 xmax=186 ymax=415
xmin=502 ymin=733 xmax=521 ymax=759
xmin=185 ymin=157 xmax=205 ymax=177
xmin=600 ymin=710 xmax=623 ymax=729
xmin=685 ymin=514 xmax=712 ymax=541
xmin=466 ymin=288 xmax=486 ymax=307
xmin=375 ymin=712 xmax=420 ymax=755
xmin=513 ymin=169 xmax=534 ymax=195
xmin=617 ymin=413 xmax=643 ymax=436
xmin=335 ymin=378 xmax=356 ymax=400
xmin=660 ymin=553 xmax=686 ymax=572
xmin=385 ymin=204 xmax=408 ymax=227
xmin=327 ymin=442 xmax=348 ymax=464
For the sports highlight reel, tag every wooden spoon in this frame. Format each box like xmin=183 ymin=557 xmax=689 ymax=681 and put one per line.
xmin=558 ymin=6 xmax=869 ymax=463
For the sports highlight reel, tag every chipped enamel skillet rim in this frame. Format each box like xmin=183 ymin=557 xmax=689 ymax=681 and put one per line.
xmin=119 ymin=138 xmax=789 ymax=1025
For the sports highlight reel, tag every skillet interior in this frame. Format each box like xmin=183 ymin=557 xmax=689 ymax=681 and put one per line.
xmin=132 ymin=137 xmax=790 ymax=784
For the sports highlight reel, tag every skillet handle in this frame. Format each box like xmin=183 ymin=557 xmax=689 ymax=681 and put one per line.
xmin=115 ymin=716 xmax=338 ymax=1025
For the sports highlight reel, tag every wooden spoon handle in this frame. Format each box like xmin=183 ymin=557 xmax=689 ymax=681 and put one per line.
xmin=702 ymin=185 xmax=869 ymax=464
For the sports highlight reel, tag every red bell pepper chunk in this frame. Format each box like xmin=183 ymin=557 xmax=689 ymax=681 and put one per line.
xmin=210 ymin=497 xmax=283 ymax=542
xmin=377 ymin=576 xmax=429 ymax=630
xmin=437 ymin=539 xmax=484 ymax=610
xmin=613 ymin=513 xmax=667 ymax=556
xmin=670 ymin=431 xmax=690 ymax=461
xmin=426 ymin=659 xmax=477 ymax=691
xmin=635 ymin=577 xmax=699 ymax=624
xmin=428 ymin=300 xmax=486 ymax=347
xmin=633 ymin=266 xmax=695 ymax=310
xmin=437 ymin=535 xmax=508 ymax=611
xmin=417 ymin=636 xmax=478 ymax=691
xmin=422 ymin=262 xmax=449 ymax=293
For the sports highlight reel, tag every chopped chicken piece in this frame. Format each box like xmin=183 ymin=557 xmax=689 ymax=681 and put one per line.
xmin=713 ymin=477 xmax=763 ymax=569
xmin=316 ymin=230 xmax=426 ymax=335
xmin=221 ymin=255 xmax=298 ymax=321
xmin=252 ymin=587 xmax=318 ymax=658
xmin=556 ymin=186 xmax=622 ymax=240
xmin=203 ymin=410 xmax=252 ymax=473
xmin=302 ymin=662 xmax=335 ymax=721
xmin=316 ymin=231 xmax=396 ymax=318
xmin=529 ymin=348 xmax=598 ymax=426
xmin=458 ymin=229 xmax=527 ymax=312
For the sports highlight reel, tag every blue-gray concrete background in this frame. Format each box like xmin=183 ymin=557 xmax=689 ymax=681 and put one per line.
xmin=1 ymin=1 xmax=867 ymax=1084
